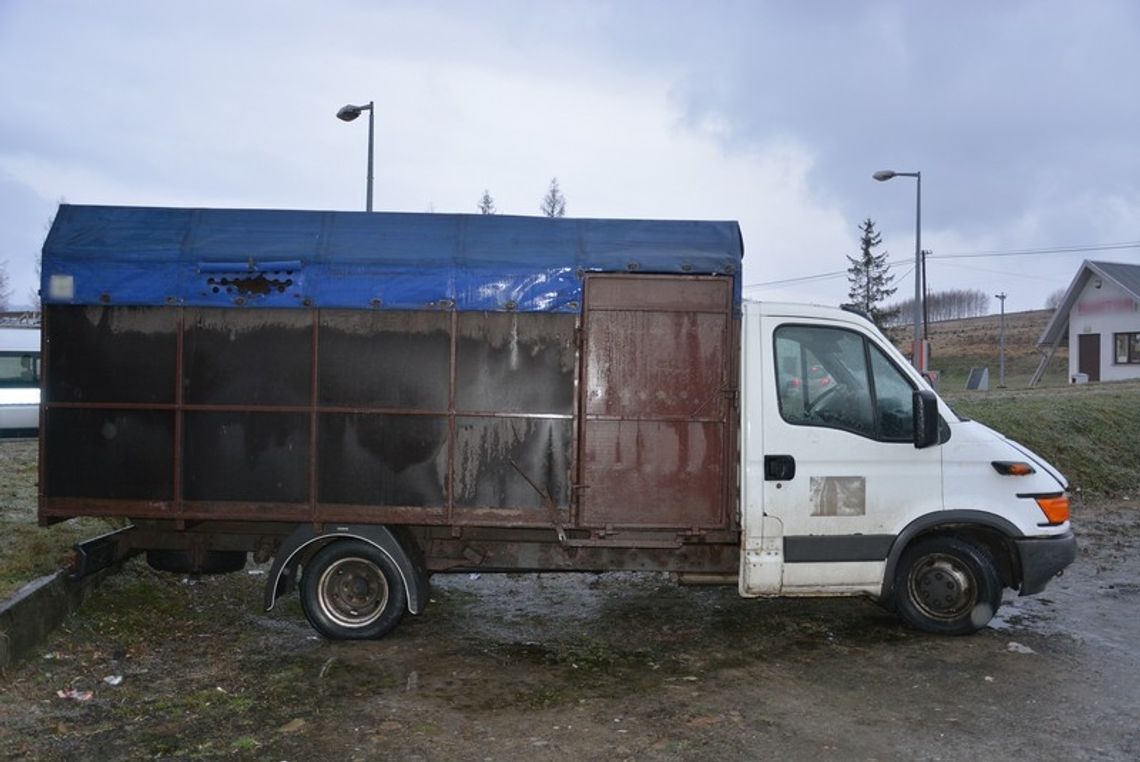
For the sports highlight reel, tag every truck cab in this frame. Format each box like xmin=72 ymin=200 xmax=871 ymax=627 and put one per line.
xmin=739 ymin=301 xmax=1076 ymax=634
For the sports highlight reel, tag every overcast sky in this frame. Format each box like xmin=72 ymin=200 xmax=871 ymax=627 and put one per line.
xmin=1 ymin=1 xmax=1137 ymax=313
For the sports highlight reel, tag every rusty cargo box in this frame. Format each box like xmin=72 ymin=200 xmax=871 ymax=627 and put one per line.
xmin=39 ymin=206 xmax=742 ymax=544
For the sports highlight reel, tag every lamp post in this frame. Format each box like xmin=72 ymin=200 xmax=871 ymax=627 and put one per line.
xmin=996 ymin=291 xmax=1007 ymax=388
xmin=873 ymin=169 xmax=923 ymax=370
xmin=337 ymin=101 xmax=375 ymax=212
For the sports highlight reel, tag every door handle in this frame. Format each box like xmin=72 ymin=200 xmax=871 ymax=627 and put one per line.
xmin=764 ymin=455 xmax=796 ymax=481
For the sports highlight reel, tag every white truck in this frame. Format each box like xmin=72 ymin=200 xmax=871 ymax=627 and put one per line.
xmin=0 ymin=326 xmax=41 ymax=435
xmin=41 ymin=205 xmax=1076 ymax=639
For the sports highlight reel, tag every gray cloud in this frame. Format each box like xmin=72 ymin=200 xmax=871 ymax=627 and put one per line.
xmin=620 ymin=2 xmax=1140 ymax=241
xmin=0 ymin=1 xmax=1135 ymax=312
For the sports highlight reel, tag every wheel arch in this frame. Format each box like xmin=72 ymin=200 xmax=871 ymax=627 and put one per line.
xmin=880 ymin=511 xmax=1023 ymax=603
xmin=264 ymin=524 xmax=427 ymax=615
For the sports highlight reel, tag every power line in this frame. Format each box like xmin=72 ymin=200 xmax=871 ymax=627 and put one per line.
xmin=931 ymin=259 xmax=1065 ymax=284
xmin=743 ymin=270 xmax=848 ymax=289
xmin=743 ymin=238 xmax=1138 ymax=290
xmin=932 ymin=240 xmax=1140 ymax=260
xmin=744 ymin=256 xmax=912 ymax=290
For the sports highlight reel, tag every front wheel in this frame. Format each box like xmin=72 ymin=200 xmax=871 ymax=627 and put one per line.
xmin=300 ymin=539 xmax=407 ymax=640
xmin=894 ymin=536 xmax=1003 ymax=635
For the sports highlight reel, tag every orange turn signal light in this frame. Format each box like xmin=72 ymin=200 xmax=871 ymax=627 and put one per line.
xmin=1035 ymin=495 xmax=1071 ymax=525
xmin=992 ymin=461 xmax=1035 ymax=476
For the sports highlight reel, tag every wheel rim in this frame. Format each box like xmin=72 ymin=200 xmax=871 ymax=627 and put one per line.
xmin=907 ymin=553 xmax=976 ymax=622
xmin=316 ymin=556 xmax=390 ymax=628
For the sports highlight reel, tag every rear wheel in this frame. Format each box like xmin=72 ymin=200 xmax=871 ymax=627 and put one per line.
xmin=300 ymin=540 xmax=406 ymax=640
xmin=894 ymin=536 xmax=1002 ymax=635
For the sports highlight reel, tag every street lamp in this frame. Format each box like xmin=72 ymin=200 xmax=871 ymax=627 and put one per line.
xmin=337 ymin=101 xmax=375 ymax=212
xmin=873 ymin=169 xmax=923 ymax=370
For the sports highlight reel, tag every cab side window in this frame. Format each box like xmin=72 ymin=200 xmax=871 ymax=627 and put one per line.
xmin=869 ymin=345 xmax=915 ymax=441
xmin=775 ymin=325 xmax=914 ymax=442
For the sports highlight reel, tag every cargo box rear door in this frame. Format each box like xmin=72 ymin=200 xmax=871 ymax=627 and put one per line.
xmin=578 ymin=274 xmax=735 ymax=530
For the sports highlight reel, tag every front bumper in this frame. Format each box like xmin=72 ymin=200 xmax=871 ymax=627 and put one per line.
xmin=1015 ymin=531 xmax=1077 ymax=596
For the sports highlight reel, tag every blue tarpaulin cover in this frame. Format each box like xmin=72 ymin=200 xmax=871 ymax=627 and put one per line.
xmin=41 ymin=205 xmax=743 ymax=313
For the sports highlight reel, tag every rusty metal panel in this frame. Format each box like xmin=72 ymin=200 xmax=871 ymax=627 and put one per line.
xmin=43 ymin=408 xmax=174 ymax=499
xmin=183 ymin=309 xmax=312 ymax=406
xmin=580 ymin=420 xmax=725 ymax=527
xmin=585 ymin=276 xmax=731 ymax=313
xmin=584 ymin=310 xmax=727 ymax=419
xmin=182 ymin=411 xmax=309 ymax=503
xmin=319 ymin=310 xmax=450 ymax=409
xmin=45 ymin=306 xmax=177 ymax=404
xmin=579 ymin=274 xmax=735 ymax=529
xmin=455 ymin=312 xmax=576 ymax=414
xmin=453 ymin=416 xmax=572 ymax=510
xmin=317 ymin=413 xmax=448 ymax=506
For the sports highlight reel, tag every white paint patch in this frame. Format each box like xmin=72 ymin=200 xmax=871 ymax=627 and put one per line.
xmin=809 ymin=476 xmax=866 ymax=516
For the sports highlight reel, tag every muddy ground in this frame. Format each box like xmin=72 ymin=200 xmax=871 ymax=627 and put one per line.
xmin=1 ymin=498 xmax=1138 ymax=761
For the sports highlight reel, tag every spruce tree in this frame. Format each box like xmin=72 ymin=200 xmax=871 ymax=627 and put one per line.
xmin=846 ymin=218 xmax=898 ymax=328
xmin=477 ymin=189 xmax=496 ymax=215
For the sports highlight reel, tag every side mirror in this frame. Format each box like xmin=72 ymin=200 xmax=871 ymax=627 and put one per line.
xmin=913 ymin=390 xmax=940 ymax=449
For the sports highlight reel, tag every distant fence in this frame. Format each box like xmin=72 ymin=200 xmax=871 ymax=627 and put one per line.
xmin=0 ymin=311 xmax=40 ymax=328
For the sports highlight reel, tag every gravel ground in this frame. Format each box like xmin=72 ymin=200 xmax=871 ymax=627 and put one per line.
xmin=1 ymin=455 xmax=1137 ymax=760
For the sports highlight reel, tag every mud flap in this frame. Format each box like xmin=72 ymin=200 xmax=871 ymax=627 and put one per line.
xmin=264 ymin=524 xmax=427 ymax=615
xmin=71 ymin=526 xmax=139 ymax=578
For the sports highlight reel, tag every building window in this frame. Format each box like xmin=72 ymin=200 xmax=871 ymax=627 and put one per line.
xmin=1115 ymin=333 xmax=1140 ymax=364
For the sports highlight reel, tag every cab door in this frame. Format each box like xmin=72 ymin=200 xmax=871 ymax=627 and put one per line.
xmin=741 ymin=314 xmax=942 ymax=596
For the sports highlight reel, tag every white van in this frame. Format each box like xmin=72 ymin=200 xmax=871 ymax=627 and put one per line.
xmin=0 ymin=326 xmax=41 ymax=435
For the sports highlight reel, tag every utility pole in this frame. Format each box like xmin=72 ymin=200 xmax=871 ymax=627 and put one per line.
xmin=921 ymin=249 xmax=930 ymax=339
xmin=996 ymin=292 xmax=1007 ymax=388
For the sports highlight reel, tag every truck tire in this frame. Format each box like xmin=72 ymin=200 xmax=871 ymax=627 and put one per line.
xmin=300 ymin=539 xmax=407 ymax=640
xmin=894 ymin=536 xmax=1002 ymax=635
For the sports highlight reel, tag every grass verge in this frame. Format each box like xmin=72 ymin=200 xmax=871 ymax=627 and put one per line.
xmin=944 ymin=379 xmax=1140 ymax=496
xmin=0 ymin=439 xmax=116 ymax=600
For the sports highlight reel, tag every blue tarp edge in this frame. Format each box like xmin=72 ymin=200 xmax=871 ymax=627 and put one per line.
xmin=41 ymin=205 xmax=744 ymax=313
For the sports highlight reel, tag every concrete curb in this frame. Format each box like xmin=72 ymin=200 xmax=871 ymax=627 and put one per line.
xmin=0 ymin=568 xmax=109 ymax=670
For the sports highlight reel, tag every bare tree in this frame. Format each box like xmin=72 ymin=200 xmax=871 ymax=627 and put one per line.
xmin=886 ymin=289 xmax=992 ymax=325
xmin=1044 ymin=287 xmax=1067 ymax=310
xmin=0 ymin=261 xmax=11 ymax=311
xmin=27 ymin=263 xmax=39 ymax=312
xmin=477 ymin=189 xmax=496 ymax=215
xmin=27 ymin=208 xmax=55 ymax=311
xmin=540 ymin=177 xmax=567 ymax=218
